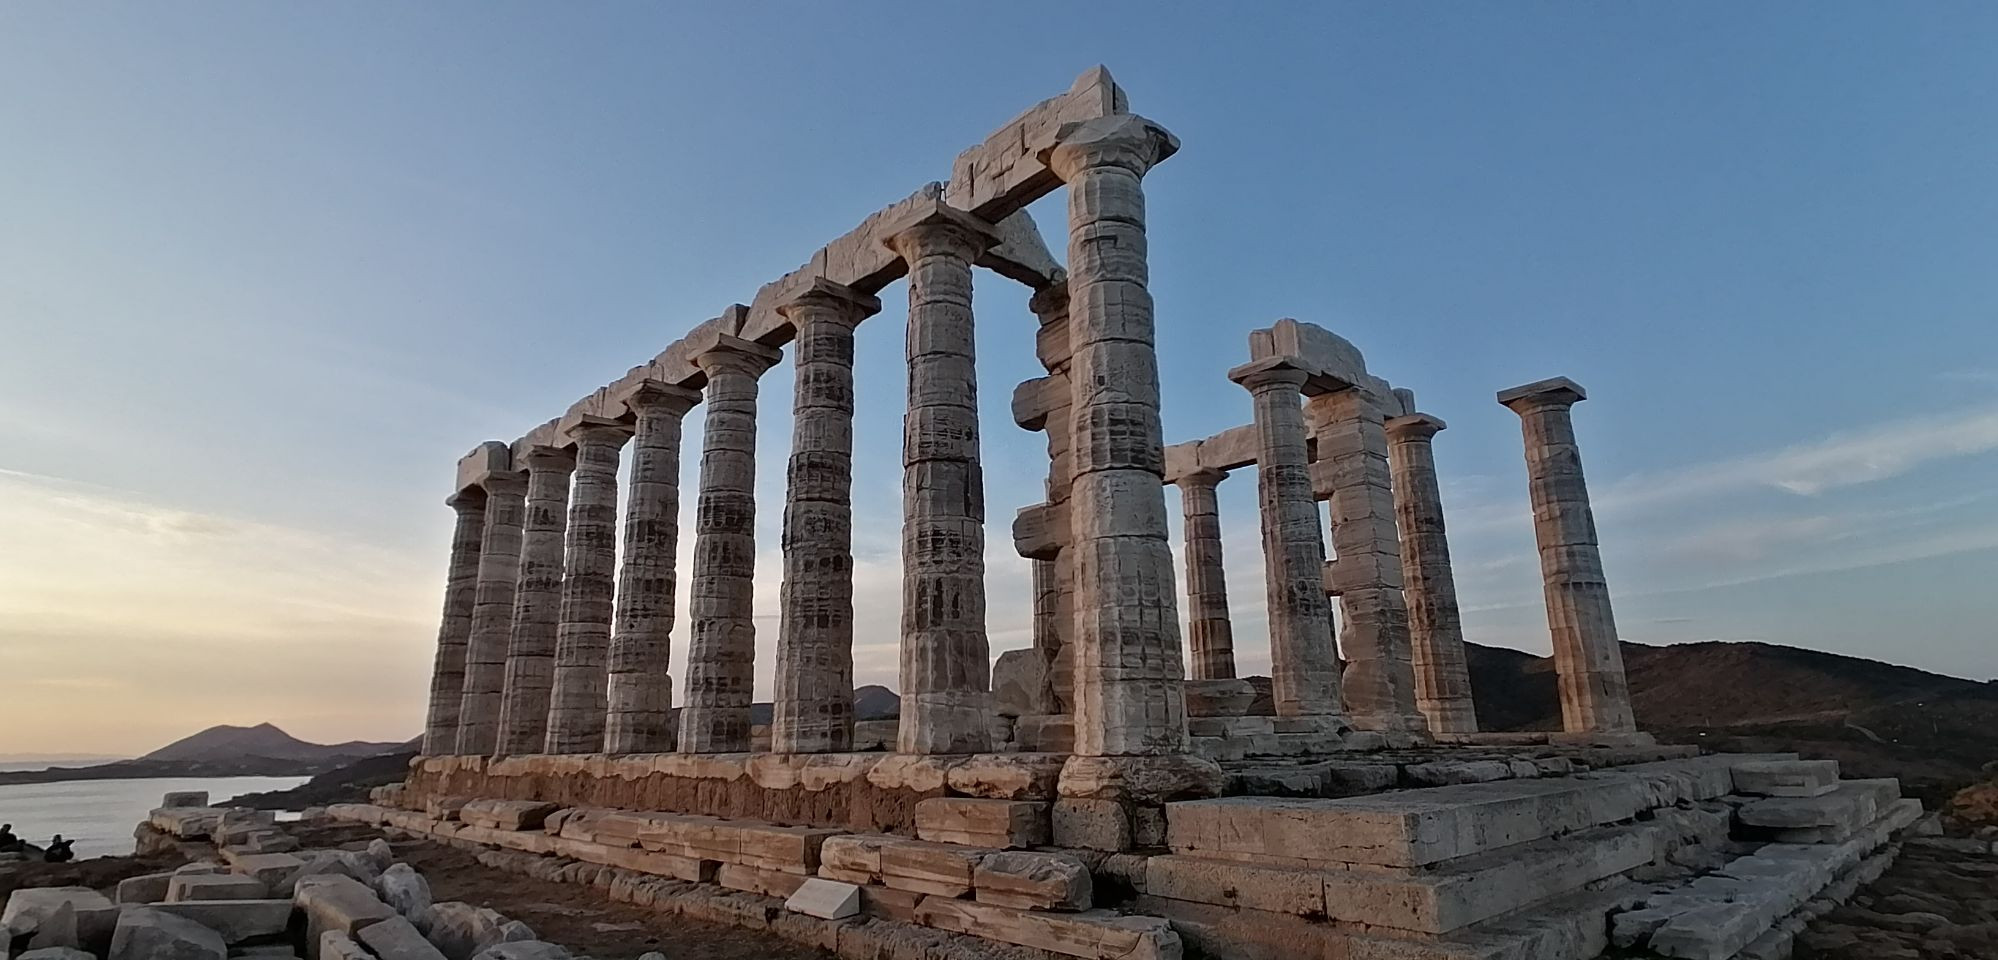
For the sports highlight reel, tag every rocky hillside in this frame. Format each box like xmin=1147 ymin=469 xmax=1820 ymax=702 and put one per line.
xmin=142 ymin=722 xmax=406 ymax=763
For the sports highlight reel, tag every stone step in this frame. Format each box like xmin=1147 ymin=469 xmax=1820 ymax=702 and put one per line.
xmin=1167 ymin=774 xmax=1658 ymax=868
xmin=1731 ymin=759 xmax=1840 ymax=797
xmin=1738 ymin=779 xmax=1901 ymax=842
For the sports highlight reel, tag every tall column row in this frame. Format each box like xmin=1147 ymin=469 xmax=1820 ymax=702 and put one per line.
xmin=604 ymin=383 xmax=702 ymax=754
xmin=1176 ymin=468 xmax=1236 ymax=680
xmin=494 ymin=447 xmax=574 ymax=755
xmin=1386 ymin=413 xmax=1478 ymax=733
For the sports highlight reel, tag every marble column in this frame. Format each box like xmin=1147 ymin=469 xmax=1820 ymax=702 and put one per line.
xmin=1499 ymin=377 xmax=1636 ymax=733
xmin=679 ymin=336 xmax=782 ymax=753
xmin=543 ymin=418 xmax=634 ymax=754
xmin=454 ymin=471 xmax=527 ymax=756
xmin=604 ymin=381 xmax=702 ymax=755
xmin=422 ymin=491 xmax=486 ymax=755
xmin=494 ymin=446 xmax=575 ymax=756
xmin=1177 ymin=468 xmax=1237 ymax=680
xmin=1385 ymin=413 xmax=1478 ymax=734
xmin=1045 ymin=114 xmax=1190 ymax=756
xmin=772 ymin=279 xmax=881 ymax=754
xmin=1310 ymin=390 xmax=1423 ymax=731
xmin=885 ymin=204 xmax=999 ymax=755
xmin=1030 ymin=280 xmax=1077 ymax=711
xmin=1230 ymin=360 xmax=1342 ymax=717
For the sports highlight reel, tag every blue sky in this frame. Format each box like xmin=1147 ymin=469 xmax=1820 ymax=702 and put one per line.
xmin=3 ymin=3 xmax=1995 ymax=754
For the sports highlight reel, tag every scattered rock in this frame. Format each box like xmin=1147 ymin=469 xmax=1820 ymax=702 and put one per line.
xmin=107 ymin=907 xmax=228 ymax=960
xmin=375 ymin=862 xmax=434 ymax=927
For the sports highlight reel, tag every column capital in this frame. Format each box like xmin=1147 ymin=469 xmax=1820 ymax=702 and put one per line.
xmin=1385 ymin=413 xmax=1447 ymax=443
xmin=561 ymin=414 xmax=634 ymax=448
xmin=1041 ymin=113 xmax=1180 ymax=181
xmin=521 ymin=444 xmax=578 ymax=474
xmin=693 ymin=334 xmax=782 ymax=380
xmin=624 ymin=379 xmax=702 ymax=419
xmin=880 ymin=200 xmax=1000 ymax=264
xmin=1227 ymin=357 xmax=1311 ymax=393
xmin=774 ymin=277 xmax=882 ymax=326
xmin=1174 ymin=466 xmax=1230 ymax=489
xmin=445 ymin=489 xmax=486 ymax=511
xmin=1497 ymin=376 xmax=1587 ymax=413
xmin=479 ymin=470 xmax=529 ymax=498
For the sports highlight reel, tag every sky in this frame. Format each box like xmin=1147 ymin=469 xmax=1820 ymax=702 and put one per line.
xmin=2 ymin=3 xmax=1995 ymax=756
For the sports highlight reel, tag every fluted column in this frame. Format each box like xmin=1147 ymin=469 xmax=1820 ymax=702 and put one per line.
xmin=1499 ymin=377 xmax=1636 ymax=733
xmin=1177 ymin=468 xmax=1236 ymax=680
xmin=885 ymin=204 xmax=999 ymax=755
xmin=1386 ymin=414 xmax=1478 ymax=733
xmin=455 ymin=471 xmax=527 ymax=756
xmin=604 ymin=382 xmax=702 ymax=755
xmin=679 ymin=336 xmax=782 ymax=753
xmin=1310 ymin=390 xmax=1423 ymax=731
xmin=1230 ymin=360 xmax=1342 ymax=717
xmin=1045 ymin=114 xmax=1190 ymax=756
xmin=543 ymin=418 xmax=634 ymax=754
xmin=494 ymin=447 xmax=575 ymax=755
xmin=773 ymin=279 xmax=881 ymax=754
xmin=422 ymin=491 xmax=486 ymax=755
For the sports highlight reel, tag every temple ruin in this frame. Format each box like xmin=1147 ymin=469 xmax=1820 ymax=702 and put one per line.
xmin=359 ymin=68 xmax=1926 ymax=960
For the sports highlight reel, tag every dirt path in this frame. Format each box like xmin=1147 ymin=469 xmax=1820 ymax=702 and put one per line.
xmin=1793 ymin=839 xmax=1998 ymax=960
xmin=391 ymin=838 xmax=830 ymax=960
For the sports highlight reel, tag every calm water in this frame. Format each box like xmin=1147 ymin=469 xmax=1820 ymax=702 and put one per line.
xmin=0 ymin=776 xmax=308 ymax=859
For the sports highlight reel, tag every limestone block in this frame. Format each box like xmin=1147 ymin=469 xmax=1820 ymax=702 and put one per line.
xmin=973 ymin=851 xmax=1092 ymax=911
xmin=915 ymin=798 xmax=1049 ymax=848
xmin=292 ymin=875 xmax=395 ymax=950
xmin=817 ymin=834 xmax=900 ymax=883
xmin=1015 ymin=715 xmax=1075 ymax=753
xmin=374 ymin=863 xmax=432 ymax=925
xmin=945 ymin=753 xmax=1067 ymax=800
xmin=145 ymin=900 xmax=294 ymax=943
xmin=116 ymin=871 xmax=176 ymax=904
xmin=167 ymin=873 xmax=268 ymax=902
xmin=718 ymin=863 xmax=808 ymax=899
xmin=1186 ymin=717 xmax=1275 ymax=737
xmin=469 ymin=943 xmax=571 ymax=960
xmin=735 ymin=823 xmax=844 ymax=874
xmin=1731 ymin=760 xmax=1840 ymax=798
xmin=458 ymin=800 xmax=560 ymax=832
xmin=17 ymin=949 xmax=93 ymax=960
xmin=272 ymin=851 xmax=379 ymax=897
xmin=424 ymin=902 xmax=534 ymax=960
xmin=865 ymin=754 xmax=964 ymax=793
xmin=162 ymin=790 xmax=209 ymax=809
xmin=551 ymin=834 xmax=717 ymax=883
xmin=852 ymin=720 xmax=899 ymax=751
xmin=784 ymin=878 xmax=862 ymax=920
xmin=1058 ymin=755 xmax=1226 ymax=805
xmin=1182 ymin=679 xmax=1254 ymax=718
xmin=1052 ymin=799 xmax=1129 ymax=853
xmin=1144 ymin=855 xmax=1326 ymax=916
xmin=878 ymin=840 xmax=989 ymax=897
xmin=915 ymin=898 xmax=1181 ymax=960
xmin=150 ymin=807 xmax=226 ymax=839
xmin=321 ymin=930 xmax=374 ymax=960
xmin=106 ymin=907 xmax=226 ymax=960
xmin=1738 ymin=780 xmax=1897 ymax=833
xmin=1404 ymin=759 xmax=1516 ymax=787
xmin=1167 ymin=776 xmax=1655 ymax=868
xmin=22 ymin=902 xmax=79 ymax=952
xmin=357 ymin=915 xmax=448 ymax=960
xmin=993 ymin=648 xmax=1057 ymax=717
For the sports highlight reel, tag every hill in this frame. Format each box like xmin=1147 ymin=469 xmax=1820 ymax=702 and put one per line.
xmin=142 ymin=722 xmax=406 ymax=763
xmin=747 ymin=685 xmax=902 ymax=725
xmin=0 ymin=724 xmax=412 ymax=787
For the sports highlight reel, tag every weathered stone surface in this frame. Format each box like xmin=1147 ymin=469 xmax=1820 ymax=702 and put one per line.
xmin=293 ymin=875 xmax=395 ymax=949
xmin=1386 ymin=411 xmax=1478 ymax=734
xmin=1740 ymin=779 xmax=1899 ymax=837
xmin=915 ymin=798 xmax=1049 ymax=848
xmin=878 ymin=839 xmax=989 ymax=897
xmin=117 ymin=871 xmax=176 ymax=904
xmin=946 ymin=753 xmax=1067 ymax=800
xmin=992 ymin=648 xmax=1057 ymax=718
xmin=1733 ymin=759 xmax=1840 ymax=798
xmin=22 ymin=902 xmax=79 ymax=952
xmin=784 ymin=878 xmax=861 ymax=920
xmin=916 ymin=898 xmax=1181 ymax=960
xmin=973 ymin=851 xmax=1092 ymax=911
xmin=145 ymin=900 xmax=294 ymax=943
xmin=358 ymin=915 xmax=449 ymax=960
xmin=320 ymin=930 xmax=373 ymax=960
xmin=605 ymin=382 xmax=701 ymax=755
xmin=717 ymin=863 xmax=809 ymax=899
xmin=374 ymin=862 xmax=433 ymax=925
xmin=1144 ymin=855 xmax=1327 ymax=916
xmin=1176 ymin=468 xmax=1236 ymax=681
xmin=1051 ymin=799 xmax=1129 ymax=853
xmin=469 ymin=942 xmax=571 ymax=960
xmin=16 ymin=949 xmax=93 ymax=960
xmin=1058 ymin=754 xmax=1225 ymax=804
xmin=1182 ymin=679 xmax=1254 ymax=718
xmin=167 ymin=873 xmax=268 ymax=902
xmin=424 ymin=492 xmax=486 ymax=754
xmin=493 ymin=446 xmax=573 ymax=756
xmin=456 ymin=471 xmax=527 ymax=755
xmin=106 ymin=907 xmax=227 ymax=960
xmin=425 ymin=902 xmax=534 ymax=960
xmin=458 ymin=800 xmax=560 ymax=832
xmin=230 ymin=852 xmax=306 ymax=891
xmin=544 ymin=420 xmax=633 ymax=754
xmin=162 ymin=790 xmax=210 ymax=808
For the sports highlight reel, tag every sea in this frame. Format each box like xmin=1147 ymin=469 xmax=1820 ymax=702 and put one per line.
xmin=0 ymin=776 xmax=309 ymax=859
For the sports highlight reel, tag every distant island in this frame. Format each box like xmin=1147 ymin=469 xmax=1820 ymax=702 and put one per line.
xmin=0 ymin=721 xmax=411 ymax=786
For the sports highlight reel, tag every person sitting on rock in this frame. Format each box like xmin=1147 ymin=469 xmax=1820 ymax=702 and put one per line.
xmin=43 ymin=834 xmax=74 ymax=863
xmin=0 ymin=823 xmax=17 ymax=850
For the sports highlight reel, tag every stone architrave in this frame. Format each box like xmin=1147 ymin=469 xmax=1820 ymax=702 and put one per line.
xmin=543 ymin=417 xmax=635 ymax=754
xmin=1043 ymin=114 xmax=1190 ymax=757
xmin=421 ymin=491 xmax=485 ymax=755
xmin=603 ymin=381 xmax=702 ymax=755
xmin=1229 ymin=359 xmax=1341 ymax=718
xmin=1309 ymin=390 xmax=1423 ymax=731
xmin=1176 ymin=468 xmax=1236 ymax=681
xmin=494 ymin=446 xmax=576 ymax=756
xmin=884 ymin=203 xmax=1000 ymax=755
xmin=454 ymin=471 xmax=528 ymax=756
xmin=1385 ymin=413 xmax=1478 ymax=733
xmin=772 ymin=279 xmax=881 ymax=754
xmin=679 ymin=336 xmax=782 ymax=753
xmin=1499 ymin=377 xmax=1636 ymax=733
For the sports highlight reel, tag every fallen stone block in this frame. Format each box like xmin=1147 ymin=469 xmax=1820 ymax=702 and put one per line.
xmin=468 ymin=942 xmax=571 ymax=960
xmin=374 ymin=862 xmax=433 ymax=925
xmin=169 ymin=873 xmax=268 ymax=902
xmin=424 ymin=901 xmax=534 ymax=960
xmin=1051 ymin=798 xmax=1129 ymax=852
xmin=107 ymin=906 xmax=227 ymax=960
xmin=146 ymin=899 xmax=293 ymax=943
xmin=22 ymin=902 xmax=80 ymax=952
xmin=916 ymin=897 xmax=1181 ymax=960
xmin=785 ymin=878 xmax=862 ymax=920
xmin=458 ymin=800 xmax=560 ymax=832
xmin=973 ymin=851 xmax=1091 ymax=911
xmin=916 ymin=797 xmax=1048 ymax=849
xmin=150 ymin=807 xmax=227 ymax=840
xmin=162 ymin=791 xmax=210 ymax=809
xmin=1731 ymin=760 xmax=1839 ymax=797
xmin=357 ymin=915 xmax=448 ymax=960
xmin=320 ymin=930 xmax=373 ymax=960
xmin=116 ymin=871 xmax=177 ymax=905
xmin=293 ymin=874 xmax=396 ymax=949
xmin=229 ymin=852 xmax=307 ymax=891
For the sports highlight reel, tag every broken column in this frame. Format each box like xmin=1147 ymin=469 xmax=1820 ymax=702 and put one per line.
xmin=1385 ymin=411 xmax=1478 ymax=733
xmin=421 ymin=491 xmax=486 ymax=755
xmin=493 ymin=445 xmax=575 ymax=756
xmin=454 ymin=471 xmax=527 ymax=756
xmin=772 ymin=279 xmax=881 ymax=754
xmin=1176 ymin=468 xmax=1236 ymax=680
xmin=885 ymin=202 xmax=999 ymax=755
xmin=679 ymin=336 xmax=782 ymax=753
xmin=1028 ymin=279 xmax=1076 ymax=713
xmin=1043 ymin=114 xmax=1191 ymax=757
xmin=544 ymin=417 xmax=633 ymax=754
xmin=1229 ymin=359 xmax=1342 ymax=719
xmin=1309 ymin=389 xmax=1424 ymax=732
xmin=604 ymin=381 xmax=702 ymax=755
xmin=1498 ymin=376 xmax=1636 ymax=734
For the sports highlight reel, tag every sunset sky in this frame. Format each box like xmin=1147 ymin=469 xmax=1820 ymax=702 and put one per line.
xmin=4 ymin=3 xmax=1995 ymax=756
